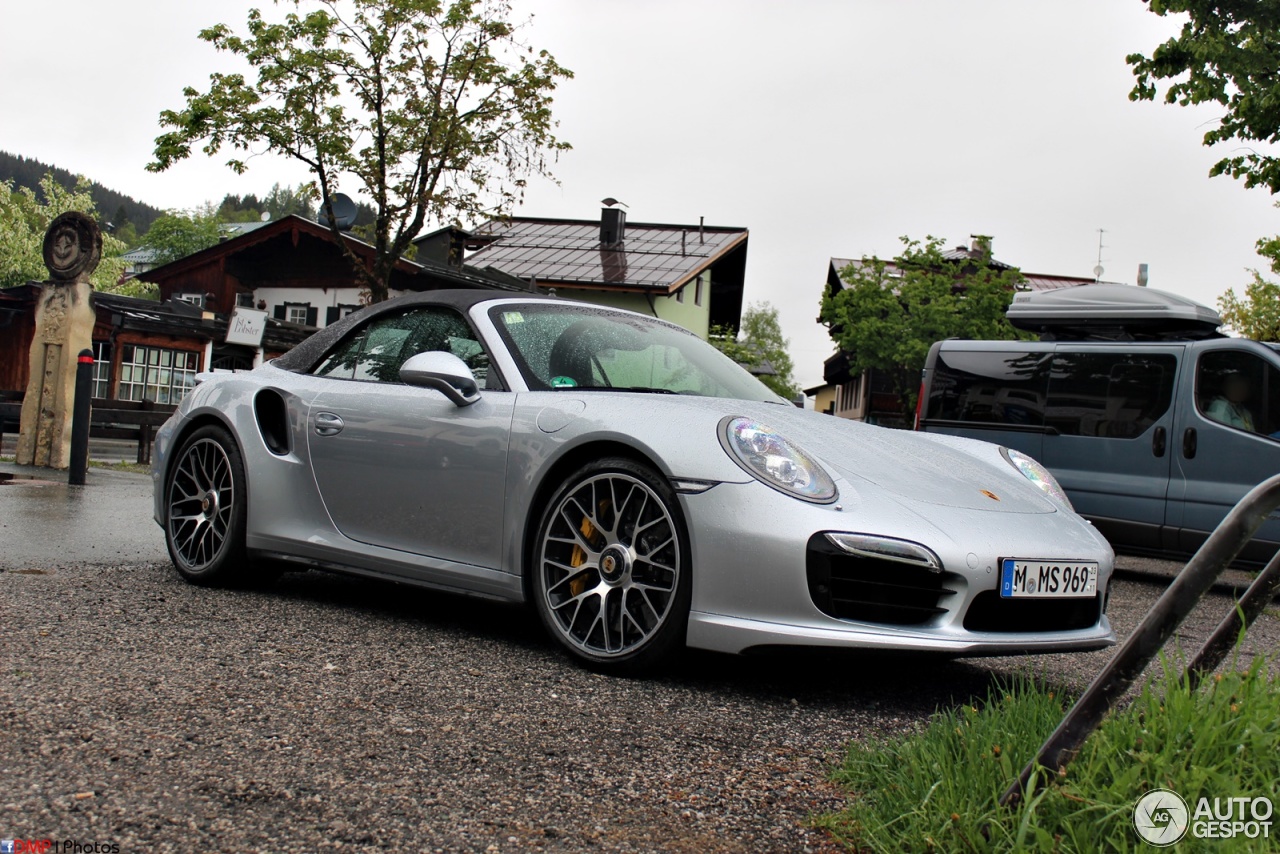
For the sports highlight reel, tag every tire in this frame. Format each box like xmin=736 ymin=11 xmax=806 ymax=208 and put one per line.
xmin=532 ymin=457 xmax=692 ymax=673
xmin=163 ymin=424 xmax=250 ymax=586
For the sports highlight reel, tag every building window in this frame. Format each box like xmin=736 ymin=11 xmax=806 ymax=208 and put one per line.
xmin=91 ymin=341 xmax=112 ymax=399
xmin=676 ymin=288 xmax=685 ymax=304
xmin=277 ymin=301 xmax=317 ymax=325
xmin=174 ymin=293 xmax=204 ymax=308
xmin=236 ymin=292 xmax=255 ymax=308
xmin=117 ymin=345 xmax=199 ymax=404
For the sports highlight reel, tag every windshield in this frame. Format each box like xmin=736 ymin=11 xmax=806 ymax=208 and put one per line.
xmin=489 ymin=303 xmax=784 ymax=403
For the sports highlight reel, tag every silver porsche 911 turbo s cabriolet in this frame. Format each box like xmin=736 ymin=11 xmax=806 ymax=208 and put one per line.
xmin=153 ymin=290 xmax=1115 ymax=671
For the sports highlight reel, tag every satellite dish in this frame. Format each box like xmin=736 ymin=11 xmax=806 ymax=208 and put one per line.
xmin=317 ymin=193 xmax=358 ymax=231
xmin=260 ymin=211 xmax=271 ymax=222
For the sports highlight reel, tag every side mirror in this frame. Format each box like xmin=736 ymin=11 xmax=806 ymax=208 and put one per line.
xmin=399 ymin=351 xmax=480 ymax=407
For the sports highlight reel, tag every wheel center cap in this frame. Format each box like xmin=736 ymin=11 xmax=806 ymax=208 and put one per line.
xmin=599 ymin=545 xmax=630 ymax=584
xmin=201 ymin=491 xmax=217 ymax=517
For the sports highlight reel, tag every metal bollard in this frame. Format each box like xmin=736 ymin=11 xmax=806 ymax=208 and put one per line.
xmin=68 ymin=348 xmax=93 ymax=485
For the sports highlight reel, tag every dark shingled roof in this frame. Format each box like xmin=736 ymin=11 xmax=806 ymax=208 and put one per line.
xmin=465 ymin=217 xmax=748 ymax=293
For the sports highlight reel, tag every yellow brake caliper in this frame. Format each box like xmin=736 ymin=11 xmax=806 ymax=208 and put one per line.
xmin=569 ymin=515 xmax=595 ymax=596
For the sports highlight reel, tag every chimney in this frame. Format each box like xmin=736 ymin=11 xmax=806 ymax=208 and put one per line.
xmin=601 ymin=207 xmax=626 ymax=245
xmin=1137 ymin=263 xmax=1149 ymax=287
xmin=970 ymin=234 xmax=992 ymax=261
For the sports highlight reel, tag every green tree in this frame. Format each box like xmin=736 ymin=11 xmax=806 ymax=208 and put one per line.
xmin=1128 ymin=1 xmax=1280 ymax=193
xmin=0 ymin=173 xmax=131 ymax=293
xmin=263 ymin=181 xmax=316 ymax=220
xmin=818 ymin=236 xmax=1029 ymax=414
xmin=112 ymin=220 xmax=141 ymax=249
xmin=1218 ymin=231 xmax=1280 ymax=340
xmin=150 ymin=0 xmax=572 ymax=303
xmin=711 ymin=302 xmax=798 ymax=399
xmin=141 ymin=208 xmax=223 ymax=265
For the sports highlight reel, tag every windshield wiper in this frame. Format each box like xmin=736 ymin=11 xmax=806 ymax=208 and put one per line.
xmin=552 ymin=385 xmax=679 ymax=395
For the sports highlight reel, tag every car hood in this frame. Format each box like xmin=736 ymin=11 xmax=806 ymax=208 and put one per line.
xmin=708 ymin=400 xmax=1057 ymax=515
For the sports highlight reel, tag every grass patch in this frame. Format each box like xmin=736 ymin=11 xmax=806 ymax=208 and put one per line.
xmin=88 ymin=458 xmax=150 ymax=474
xmin=1 ymin=454 xmax=148 ymax=474
xmin=818 ymin=656 xmax=1280 ymax=852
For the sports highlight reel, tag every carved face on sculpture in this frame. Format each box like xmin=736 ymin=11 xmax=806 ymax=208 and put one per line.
xmin=51 ymin=227 xmax=82 ymax=271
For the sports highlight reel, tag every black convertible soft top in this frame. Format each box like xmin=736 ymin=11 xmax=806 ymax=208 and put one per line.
xmin=271 ymin=288 xmax=552 ymax=374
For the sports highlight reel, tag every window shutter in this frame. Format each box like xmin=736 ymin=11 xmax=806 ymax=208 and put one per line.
xmin=326 ymin=306 xmax=340 ymax=326
xmin=306 ymin=306 xmax=318 ymax=326
xmin=273 ymin=305 xmax=286 ymax=320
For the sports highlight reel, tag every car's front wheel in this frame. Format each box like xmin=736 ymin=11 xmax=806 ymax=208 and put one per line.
xmin=164 ymin=424 xmax=249 ymax=586
xmin=533 ymin=457 xmax=691 ymax=673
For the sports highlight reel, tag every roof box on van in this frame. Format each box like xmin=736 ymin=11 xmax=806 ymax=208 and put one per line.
xmin=1006 ymin=283 xmax=1223 ymax=341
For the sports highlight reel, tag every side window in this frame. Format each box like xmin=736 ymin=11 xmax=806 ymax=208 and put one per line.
xmin=1045 ymin=353 xmax=1176 ymax=438
xmin=312 ymin=307 xmax=494 ymax=386
xmin=399 ymin=309 xmax=492 ymax=386
xmin=925 ymin=350 xmax=1049 ymax=427
xmin=1197 ymin=350 xmax=1280 ymax=437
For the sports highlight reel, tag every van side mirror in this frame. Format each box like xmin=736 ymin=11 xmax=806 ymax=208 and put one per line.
xmin=399 ymin=351 xmax=480 ymax=407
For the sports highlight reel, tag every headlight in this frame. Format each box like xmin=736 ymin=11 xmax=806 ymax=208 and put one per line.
xmin=720 ymin=416 xmax=837 ymax=503
xmin=1001 ymin=447 xmax=1072 ymax=510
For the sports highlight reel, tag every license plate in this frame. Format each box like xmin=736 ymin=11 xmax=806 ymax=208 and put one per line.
xmin=1000 ymin=559 xmax=1097 ymax=599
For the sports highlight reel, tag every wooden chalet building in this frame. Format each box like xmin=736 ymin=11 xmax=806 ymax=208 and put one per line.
xmin=0 ymin=215 xmax=520 ymax=405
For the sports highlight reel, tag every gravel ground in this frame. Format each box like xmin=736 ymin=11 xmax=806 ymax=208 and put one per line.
xmin=3 ymin=520 xmax=1279 ymax=851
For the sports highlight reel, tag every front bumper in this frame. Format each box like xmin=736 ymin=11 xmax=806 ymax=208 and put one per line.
xmin=678 ymin=480 xmax=1116 ymax=656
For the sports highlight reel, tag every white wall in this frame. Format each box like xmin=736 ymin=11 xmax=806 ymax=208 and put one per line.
xmin=252 ymin=286 xmax=407 ymax=327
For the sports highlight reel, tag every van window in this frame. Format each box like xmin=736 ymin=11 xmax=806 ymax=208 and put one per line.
xmin=1196 ymin=350 xmax=1280 ymax=438
xmin=926 ymin=350 xmax=1049 ymax=426
xmin=1045 ymin=353 xmax=1176 ymax=438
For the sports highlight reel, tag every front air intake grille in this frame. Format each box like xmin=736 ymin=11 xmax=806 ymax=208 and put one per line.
xmin=963 ymin=590 xmax=1102 ymax=633
xmin=806 ymin=534 xmax=956 ymax=626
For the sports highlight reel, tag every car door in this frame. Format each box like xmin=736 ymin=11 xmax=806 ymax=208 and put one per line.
xmin=1168 ymin=342 xmax=1280 ymax=559
xmin=306 ymin=305 xmax=514 ymax=570
xmin=1037 ymin=346 xmax=1183 ymax=552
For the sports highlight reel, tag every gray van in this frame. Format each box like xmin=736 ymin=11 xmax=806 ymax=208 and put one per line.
xmin=918 ymin=284 xmax=1280 ymax=563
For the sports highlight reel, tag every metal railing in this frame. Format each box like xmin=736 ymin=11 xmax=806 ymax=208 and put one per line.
xmin=1001 ymin=473 xmax=1280 ymax=806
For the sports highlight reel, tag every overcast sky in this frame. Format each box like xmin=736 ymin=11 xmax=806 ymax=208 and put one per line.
xmin=4 ymin=1 xmax=1276 ymax=387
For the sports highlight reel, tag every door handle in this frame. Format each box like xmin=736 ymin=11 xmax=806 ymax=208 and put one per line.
xmin=1152 ymin=425 xmax=1166 ymax=458
xmin=1182 ymin=427 xmax=1197 ymax=459
xmin=314 ymin=412 xmax=344 ymax=437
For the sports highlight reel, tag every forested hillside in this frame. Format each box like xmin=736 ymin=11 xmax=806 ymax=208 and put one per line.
xmin=0 ymin=150 xmax=163 ymax=232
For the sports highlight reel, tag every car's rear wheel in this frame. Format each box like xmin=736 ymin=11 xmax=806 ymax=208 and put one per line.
xmin=533 ymin=457 xmax=691 ymax=673
xmin=164 ymin=425 xmax=249 ymax=586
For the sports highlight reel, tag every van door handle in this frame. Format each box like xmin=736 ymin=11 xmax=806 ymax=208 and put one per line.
xmin=1152 ymin=426 xmax=1166 ymax=457
xmin=314 ymin=412 xmax=344 ymax=437
xmin=1182 ymin=427 xmax=1197 ymax=459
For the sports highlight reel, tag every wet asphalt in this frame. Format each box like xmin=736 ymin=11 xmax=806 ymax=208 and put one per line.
xmin=2 ymin=461 xmax=1278 ymax=852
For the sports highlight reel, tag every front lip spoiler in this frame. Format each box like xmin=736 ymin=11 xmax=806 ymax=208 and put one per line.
xmin=686 ymin=611 xmax=1116 ymax=656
